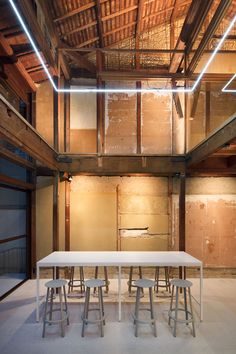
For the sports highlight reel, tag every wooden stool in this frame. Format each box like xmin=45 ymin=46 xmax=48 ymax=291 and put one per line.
xmin=68 ymin=266 xmax=85 ymax=294
xmin=128 ymin=266 xmax=143 ymax=296
xmin=133 ymin=278 xmax=157 ymax=337
xmin=82 ymin=279 xmax=105 ymax=337
xmin=94 ymin=266 xmax=109 ymax=294
xmin=154 ymin=266 xmax=171 ymax=295
xmin=42 ymin=279 xmax=69 ymax=338
xmin=168 ymin=278 xmax=196 ymax=337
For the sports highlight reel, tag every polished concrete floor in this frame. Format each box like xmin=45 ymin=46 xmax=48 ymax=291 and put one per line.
xmin=0 ymin=278 xmax=236 ymax=354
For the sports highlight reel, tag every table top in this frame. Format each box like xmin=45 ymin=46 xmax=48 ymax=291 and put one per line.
xmin=37 ymin=251 xmax=202 ymax=267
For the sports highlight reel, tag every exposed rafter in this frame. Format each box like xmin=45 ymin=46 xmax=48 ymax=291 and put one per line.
xmin=95 ymin=0 xmax=104 ymax=48
xmin=135 ymin=0 xmax=145 ymax=69
xmin=54 ymin=2 xmax=95 ymax=23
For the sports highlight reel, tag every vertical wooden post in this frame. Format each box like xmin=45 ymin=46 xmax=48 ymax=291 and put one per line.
xmin=168 ymin=177 xmax=173 ymax=250
xmin=64 ymin=80 xmax=70 ymax=152
xmin=205 ymin=82 xmax=211 ymax=138
xmin=65 ymin=180 xmax=70 ymax=251
xmin=97 ymin=50 xmax=104 ymax=154
xmin=53 ymin=76 xmax=59 ymax=151
xmin=179 ymin=173 xmax=186 ymax=252
xmin=136 ymin=81 xmax=141 ymax=154
xmin=116 ymin=185 xmax=121 ymax=251
xmin=28 ymin=92 xmax=36 ymax=128
xmin=53 ymin=172 xmax=59 ymax=252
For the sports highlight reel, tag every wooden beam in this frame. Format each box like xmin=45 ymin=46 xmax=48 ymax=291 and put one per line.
xmin=54 ymin=2 xmax=96 ymax=23
xmin=135 ymin=0 xmax=145 ymax=69
xmin=0 ymin=33 xmax=36 ymax=92
xmin=53 ymin=76 xmax=59 ymax=151
xmin=65 ymin=180 xmax=70 ymax=251
xmin=0 ymin=93 xmax=58 ymax=170
xmin=169 ymin=0 xmax=214 ymax=73
xmin=186 ymin=115 xmax=236 ymax=167
xmin=136 ymin=81 xmax=141 ymax=154
xmin=64 ymin=80 xmax=70 ymax=153
xmin=30 ymin=189 xmax=36 ymax=277
xmin=97 ymin=62 xmax=104 ymax=154
xmin=17 ymin=0 xmax=57 ymax=74
xmin=58 ymin=155 xmax=186 ymax=175
xmin=0 ymin=145 xmax=35 ymax=170
xmin=227 ymin=156 xmax=236 ymax=168
xmin=179 ymin=174 xmax=186 ymax=251
xmin=187 ymin=0 xmax=231 ymax=74
xmin=53 ymin=172 xmax=59 ymax=251
xmin=63 ymin=42 xmax=96 ymax=73
xmin=101 ymin=5 xmax=138 ymax=22
xmin=95 ymin=0 xmax=104 ymax=48
xmin=61 ymin=20 xmax=97 ymax=39
xmin=190 ymin=87 xmax=200 ymax=118
xmin=0 ymin=173 xmax=34 ymax=190
xmin=38 ymin=0 xmax=70 ymax=80
xmin=205 ymin=83 xmax=211 ymax=136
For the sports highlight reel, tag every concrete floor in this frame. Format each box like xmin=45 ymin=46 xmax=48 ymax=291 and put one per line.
xmin=0 ymin=278 xmax=236 ymax=354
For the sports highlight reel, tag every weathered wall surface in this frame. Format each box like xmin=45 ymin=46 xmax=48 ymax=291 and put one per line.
xmin=36 ymin=81 xmax=53 ymax=147
xmin=141 ymin=91 xmax=172 ymax=154
xmin=105 ymin=86 xmax=137 ymax=154
xmin=172 ymin=177 xmax=236 ymax=267
xmin=70 ymin=176 xmax=170 ymax=252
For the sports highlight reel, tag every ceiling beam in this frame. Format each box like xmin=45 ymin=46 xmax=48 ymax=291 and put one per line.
xmin=186 ymin=115 xmax=236 ymax=167
xmin=95 ymin=0 xmax=104 ymax=48
xmin=187 ymin=0 xmax=232 ymax=74
xmin=61 ymin=20 xmax=97 ymax=39
xmin=135 ymin=0 xmax=145 ymax=69
xmin=169 ymin=0 xmax=214 ymax=73
xmin=0 ymin=33 xmax=36 ymax=92
xmin=17 ymin=0 xmax=58 ymax=75
xmin=37 ymin=0 xmax=70 ymax=79
xmin=54 ymin=2 xmax=95 ymax=23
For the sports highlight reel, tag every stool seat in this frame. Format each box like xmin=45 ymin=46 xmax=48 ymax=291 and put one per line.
xmin=170 ymin=279 xmax=192 ymax=288
xmin=84 ymin=278 xmax=105 ymax=288
xmin=45 ymin=279 xmax=67 ymax=289
xmin=134 ymin=278 xmax=156 ymax=288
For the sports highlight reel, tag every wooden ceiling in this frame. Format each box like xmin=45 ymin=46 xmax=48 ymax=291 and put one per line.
xmin=0 ymin=0 xmax=236 ymax=95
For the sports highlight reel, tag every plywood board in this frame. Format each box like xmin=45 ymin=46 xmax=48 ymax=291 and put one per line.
xmin=121 ymin=235 xmax=168 ymax=251
xmin=36 ymin=81 xmax=53 ymax=147
xmin=120 ymin=195 xmax=168 ymax=214
xmin=70 ymin=192 xmax=117 ymax=251
xmin=70 ymin=129 xmax=97 ymax=153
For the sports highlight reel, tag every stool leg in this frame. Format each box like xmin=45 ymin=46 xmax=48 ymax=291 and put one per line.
xmin=98 ymin=287 xmax=104 ymax=337
xmin=80 ymin=267 xmax=85 ymax=293
xmin=173 ymin=286 xmax=179 ymax=337
xmin=128 ymin=267 xmax=133 ymax=295
xmin=49 ymin=288 xmax=54 ymax=323
xmin=138 ymin=267 xmax=144 ymax=294
xmin=188 ymin=287 xmax=196 ymax=337
xmin=100 ymin=285 xmax=105 ymax=325
xmin=168 ymin=285 xmax=174 ymax=326
xmin=135 ymin=287 xmax=141 ymax=337
xmin=155 ymin=267 xmax=160 ymax=293
xmin=59 ymin=288 xmax=65 ymax=337
xmin=104 ymin=267 xmax=109 ymax=293
xmin=164 ymin=267 xmax=169 ymax=291
xmin=94 ymin=267 xmax=99 ymax=294
xmin=167 ymin=267 xmax=171 ymax=292
xmin=149 ymin=287 xmax=157 ymax=337
xmin=42 ymin=288 xmax=50 ymax=338
xmin=184 ymin=287 xmax=188 ymax=325
xmin=63 ymin=285 xmax=69 ymax=325
xmin=82 ymin=287 xmax=90 ymax=337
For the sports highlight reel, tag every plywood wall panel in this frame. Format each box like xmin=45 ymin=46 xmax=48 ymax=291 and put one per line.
xmin=121 ymin=235 xmax=168 ymax=251
xmin=70 ymin=129 xmax=97 ymax=153
xmin=120 ymin=214 xmax=169 ymax=234
xmin=36 ymin=81 xmax=53 ymax=147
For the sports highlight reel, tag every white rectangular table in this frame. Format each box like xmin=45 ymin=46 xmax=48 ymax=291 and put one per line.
xmin=36 ymin=251 xmax=203 ymax=322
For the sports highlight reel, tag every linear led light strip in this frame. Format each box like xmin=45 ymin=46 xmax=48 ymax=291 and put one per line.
xmin=8 ymin=0 xmax=236 ymax=93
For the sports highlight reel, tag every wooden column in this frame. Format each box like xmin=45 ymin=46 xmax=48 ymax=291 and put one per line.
xmin=65 ymin=180 xmax=70 ymax=251
xmin=64 ymin=80 xmax=70 ymax=152
xmin=179 ymin=173 xmax=186 ymax=251
xmin=53 ymin=76 xmax=59 ymax=151
xmin=205 ymin=82 xmax=211 ymax=138
xmin=28 ymin=92 xmax=36 ymax=128
xmin=136 ymin=81 xmax=141 ymax=154
xmin=53 ymin=172 xmax=59 ymax=252
xmin=97 ymin=76 xmax=104 ymax=154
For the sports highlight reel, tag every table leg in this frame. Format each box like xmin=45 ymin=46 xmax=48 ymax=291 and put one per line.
xmin=36 ymin=264 xmax=39 ymax=322
xmin=118 ymin=266 xmax=121 ymax=322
